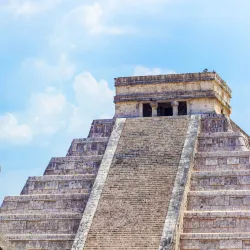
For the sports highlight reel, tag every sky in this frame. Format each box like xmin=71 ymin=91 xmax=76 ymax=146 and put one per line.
xmin=0 ymin=0 xmax=250 ymax=202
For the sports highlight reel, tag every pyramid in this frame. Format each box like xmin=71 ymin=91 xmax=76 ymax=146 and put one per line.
xmin=1 ymin=72 xmax=249 ymax=250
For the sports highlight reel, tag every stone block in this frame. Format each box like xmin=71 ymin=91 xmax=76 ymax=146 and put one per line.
xmin=228 ymin=157 xmax=240 ymax=165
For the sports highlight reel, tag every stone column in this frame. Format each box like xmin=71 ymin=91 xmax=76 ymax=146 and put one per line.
xmin=171 ymin=101 xmax=179 ymax=116
xmin=150 ymin=101 xmax=158 ymax=117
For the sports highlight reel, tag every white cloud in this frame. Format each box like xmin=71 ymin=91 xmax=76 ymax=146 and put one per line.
xmin=27 ymin=88 xmax=72 ymax=136
xmin=0 ymin=113 xmax=32 ymax=144
xmin=2 ymin=0 xmax=62 ymax=16
xmin=133 ymin=66 xmax=176 ymax=76
xmin=53 ymin=2 xmax=123 ymax=39
xmin=0 ymin=71 xmax=114 ymax=144
xmin=62 ymin=2 xmax=123 ymax=35
xmin=81 ymin=2 xmax=122 ymax=35
xmin=22 ymin=54 xmax=76 ymax=84
xmin=73 ymin=72 xmax=114 ymax=103
xmin=49 ymin=2 xmax=124 ymax=52
xmin=69 ymin=71 xmax=115 ymax=133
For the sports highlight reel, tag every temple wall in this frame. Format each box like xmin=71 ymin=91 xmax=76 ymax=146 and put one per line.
xmin=115 ymin=102 xmax=140 ymax=118
xmin=116 ymin=81 xmax=230 ymax=102
xmin=189 ymin=99 xmax=230 ymax=116
xmin=115 ymin=98 xmax=230 ymax=118
xmin=114 ymin=79 xmax=231 ymax=118
xmin=189 ymin=99 xmax=215 ymax=115
xmin=116 ymin=81 xmax=214 ymax=95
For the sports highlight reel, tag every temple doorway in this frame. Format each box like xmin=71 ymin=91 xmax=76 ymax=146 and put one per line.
xmin=157 ymin=103 xmax=173 ymax=116
xmin=143 ymin=103 xmax=152 ymax=117
xmin=178 ymin=102 xmax=187 ymax=115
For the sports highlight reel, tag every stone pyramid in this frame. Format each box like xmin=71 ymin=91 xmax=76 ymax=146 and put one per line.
xmin=1 ymin=72 xmax=249 ymax=250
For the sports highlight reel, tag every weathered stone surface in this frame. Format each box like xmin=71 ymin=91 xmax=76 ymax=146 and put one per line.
xmin=82 ymin=117 xmax=191 ymax=250
xmin=7 ymin=234 xmax=75 ymax=250
xmin=45 ymin=156 xmax=102 ymax=175
xmin=180 ymin=115 xmax=250 ymax=250
xmin=198 ymin=132 xmax=249 ymax=152
xmin=0 ymin=213 xmax=82 ymax=234
xmin=87 ymin=119 xmax=115 ymax=138
xmin=114 ymin=72 xmax=231 ymax=118
xmin=1 ymin=194 xmax=89 ymax=214
xmin=188 ymin=190 xmax=250 ymax=211
xmin=181 ymin=233 xmax=250 ymax=250
xmin=159 ymin=115 xmax=200 ymax=250
xmin=72 ymin=118 xmax=126 ymax=250
xmin=201 ymin=114 xmax=232 ymax=133
xmin=67 ymin=138 xmax=109 ymax=157
xmin=194 ymin=151 xmax=250 ymax=171
xmin=184 ymin=211 xmax=250 ymax=233
xmin=0 ymin=233 xmax=14 ymax=250
xmin=191 ymin=170 xmax=250 ymax=191
xmin=21 ymin=175 xmax=95 ymax=195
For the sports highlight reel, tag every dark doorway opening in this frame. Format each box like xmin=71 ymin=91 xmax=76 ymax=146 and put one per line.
xmin=157 ymin=103 xmax=173 ymax=116
xmin=143 ymin=103 xmax=152 ymax=117
xmin=178 ymin=102 xmax=187 ymax=115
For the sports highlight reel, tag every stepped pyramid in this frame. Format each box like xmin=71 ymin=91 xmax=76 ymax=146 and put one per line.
xmin=1 ymin=71 xmax=249 ymax=250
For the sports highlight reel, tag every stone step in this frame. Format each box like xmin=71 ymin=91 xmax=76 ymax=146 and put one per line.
xmin=6 ymin=234 xmax=75 ymax=250
xmin=0 ymin=193 xmax=89 ymax=214
xmin=81 ymin=116 xmax=192 ymax=250
xmin=191 ymin=170 xmax=250 ymax=191
xmin=194 ymin=151 xmax=250 ymax=171
xmin=183 ymin=211 xmax=250 ymax=233
xmin=87 ymin=119 xmax=115 ymax=138
xmin=198 ymin=132 xmax=249 ymax=152
xmin=21 ymin=175 xmax=95 ymax=195
xmin=196 ymin=151 xmax=250 ymax=158
xmin=188 ymin=190 xmax=250 ymax=211
xmin=0 ymin=213 xmax=82 ymax=234
xmin=44 ymin=156 xmax=103 ymax=175
xmin=66 ymin=137 xmax=109 ymax=157
xmin=180 ymin=233 xmax=250 ymax=250
xmin=195 ymin=163 xmax=250 ymax=172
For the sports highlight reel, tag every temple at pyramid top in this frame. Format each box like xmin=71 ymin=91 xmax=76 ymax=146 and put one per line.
xmin=114 ymin=71 xmax=232 ymax=118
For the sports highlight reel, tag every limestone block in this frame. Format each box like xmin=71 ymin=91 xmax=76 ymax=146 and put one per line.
xmin=67 ymin=138 xmax=109 ymax=157
xmin=206 ymin=158 xmax=218 ymax=165
xmin=88 ymin=119 xmax=115 ymax=138
xmin=45 ymin=156 xmax=102 ymax=175
xmin=227 ymin=157 xmax=240 ymax=165
xmin=183 ymin=212 xmax=250 ymax=234
xmin=198 ymin=132 xmax=249 ymax=152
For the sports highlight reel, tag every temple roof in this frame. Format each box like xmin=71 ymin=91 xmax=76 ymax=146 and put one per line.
xmin=115 ymin=71 xmax=231 ymax=96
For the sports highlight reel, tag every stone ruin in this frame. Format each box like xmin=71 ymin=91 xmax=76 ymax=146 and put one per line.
xmin=1 ymin=71 xmax=250 ymax=250
xmin=0 ymin=233 xmax=14 ymax=250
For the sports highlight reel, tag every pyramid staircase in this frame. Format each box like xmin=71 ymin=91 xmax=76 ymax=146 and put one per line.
xmin=180 ymin=115 xmax=250 ymax=250
xmin=0 ymin=119 xmax=115 ymax=250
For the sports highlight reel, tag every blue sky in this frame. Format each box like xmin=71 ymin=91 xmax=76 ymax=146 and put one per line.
xmin=0 ymin=0 xmax=250 ymax=201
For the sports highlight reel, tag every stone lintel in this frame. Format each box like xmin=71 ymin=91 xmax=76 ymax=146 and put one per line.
xmin=114 ymin=90 xmax=217 ymax=103
xmin=114 ymin=72 xmax=231 ymax=96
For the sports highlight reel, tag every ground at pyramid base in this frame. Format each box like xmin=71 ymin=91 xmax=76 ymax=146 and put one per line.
xmin=1 ymin=72 xmax=250 ymax=250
